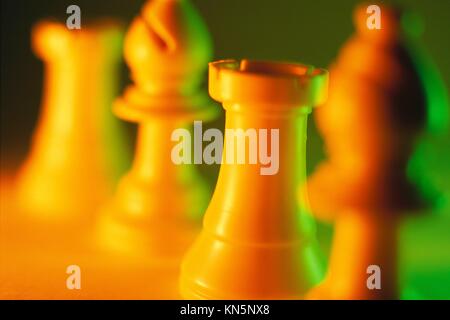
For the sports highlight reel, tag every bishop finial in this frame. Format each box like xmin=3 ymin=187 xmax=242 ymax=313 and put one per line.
xmin=124 ymin=0 xmax=213 ymax=95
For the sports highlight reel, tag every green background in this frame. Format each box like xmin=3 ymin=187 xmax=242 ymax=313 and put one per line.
xmin=2 ymin=0 xmax=450 ymax=163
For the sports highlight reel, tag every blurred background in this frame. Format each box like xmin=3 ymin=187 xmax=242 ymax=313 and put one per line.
xmin=2 ymin=0 xmax=449 ymax=172
xmin=1 ymin=0 xmax=449 ymax=299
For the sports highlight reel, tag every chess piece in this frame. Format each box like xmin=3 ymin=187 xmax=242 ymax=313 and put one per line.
xmin=96 ymin=0 xmax=218 ymax=262
xmin=305 ymin=4 xmax=427 ymax=299
xmin=15 ymin=21 xmax=128 ymax=229
xmin=180 ymin=59 xmax=328 ymax=299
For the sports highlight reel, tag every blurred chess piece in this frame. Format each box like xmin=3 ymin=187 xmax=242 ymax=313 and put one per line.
xmin=180 ymin=60 xmax=328 ymax=299
xmin=305 ymin=4 xmax=428 ymax=299
xmin=96 ymin=0 xmax=218 ymax=263
xmin=15 ymin=21 xmax=128 ymax=230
